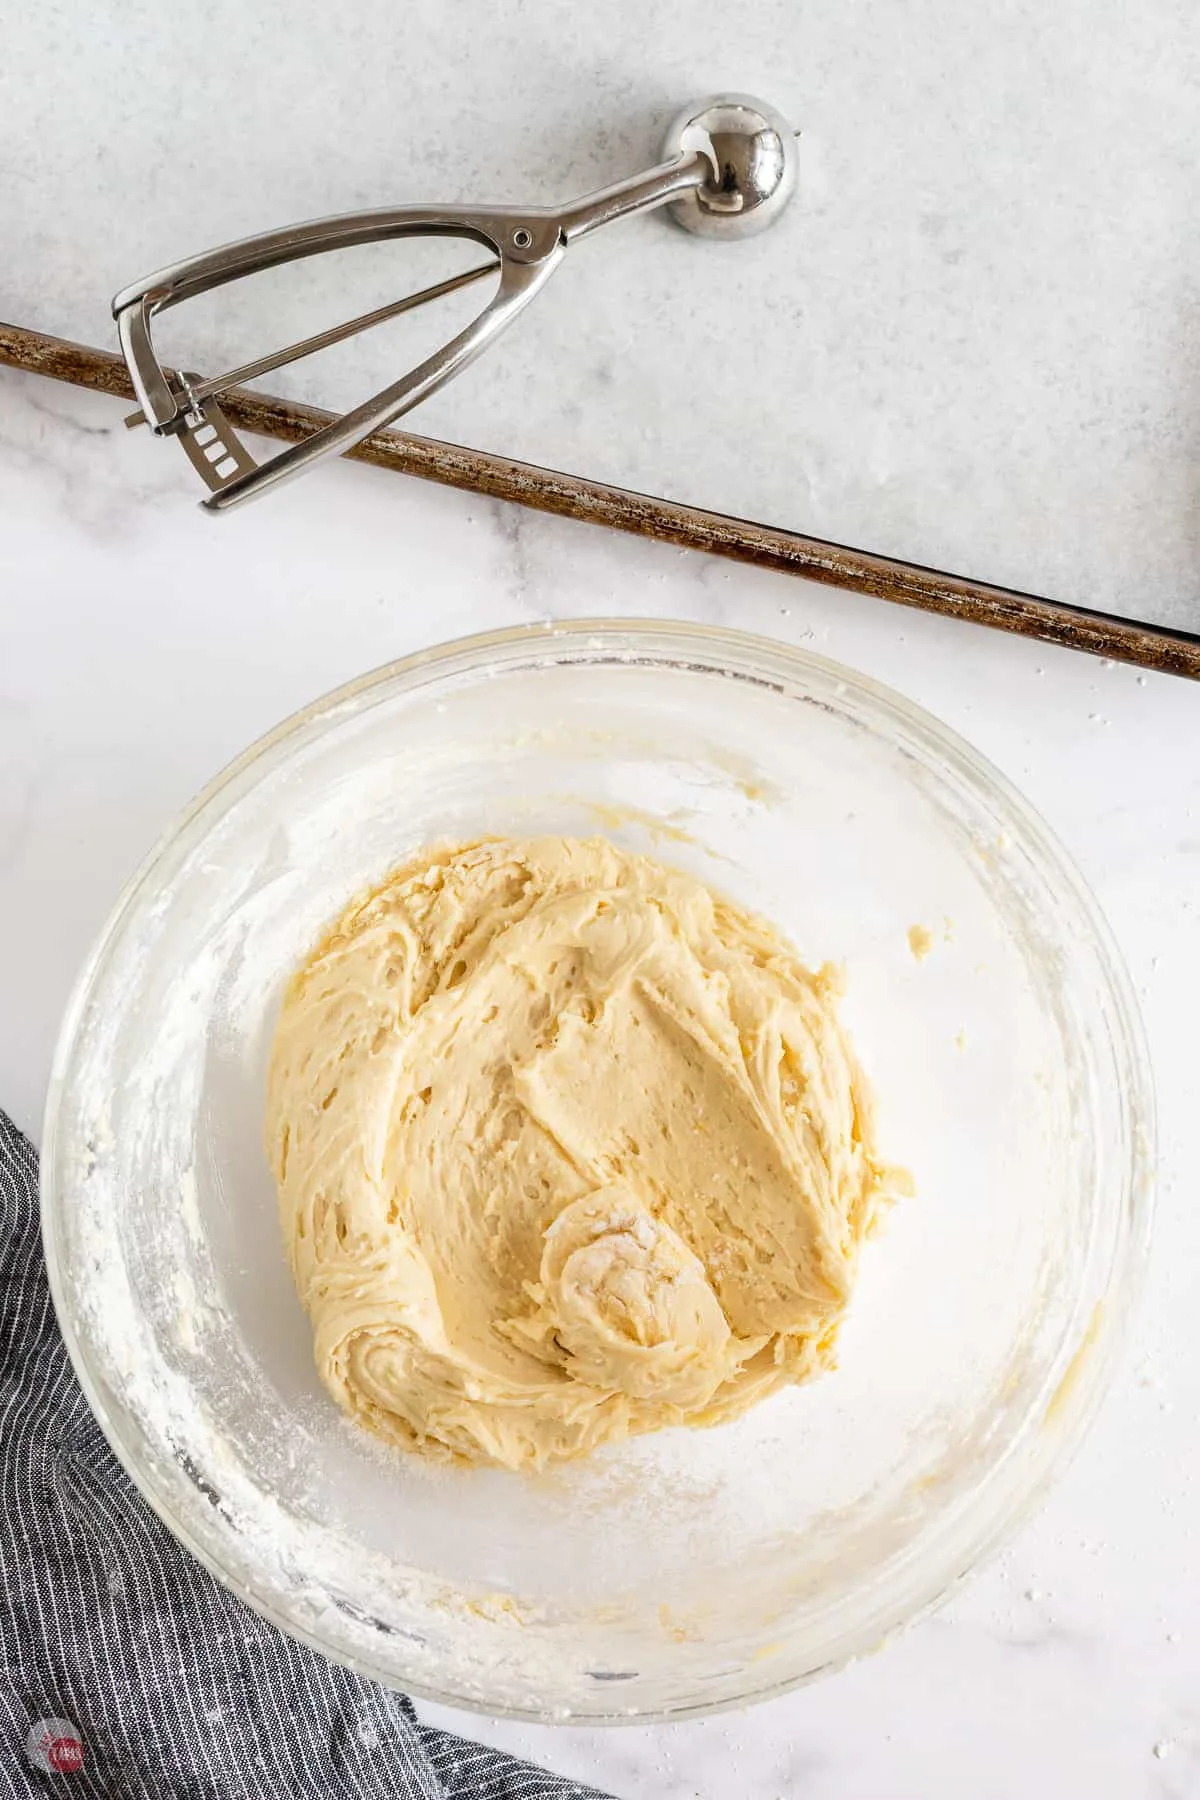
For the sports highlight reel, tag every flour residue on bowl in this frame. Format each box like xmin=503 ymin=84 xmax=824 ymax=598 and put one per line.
xmin=41 ymin=622 xmax=1149 ymax=1720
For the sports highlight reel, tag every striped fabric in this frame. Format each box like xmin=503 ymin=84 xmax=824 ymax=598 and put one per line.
xmin=0 ymin=1113 xmax=612 ymax=1799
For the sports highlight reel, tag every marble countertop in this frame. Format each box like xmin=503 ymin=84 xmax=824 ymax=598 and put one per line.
xmin=4 ymin=364 xmax=1199 ymax=1797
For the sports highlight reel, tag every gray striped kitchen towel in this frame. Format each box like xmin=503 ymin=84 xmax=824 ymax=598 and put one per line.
xmin=0 ymin=1111 xmax=613 ymax=1799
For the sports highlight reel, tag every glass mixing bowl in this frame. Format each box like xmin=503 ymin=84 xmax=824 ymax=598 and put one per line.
xmin=42 ymin=621 xmax=1152 ymax=1722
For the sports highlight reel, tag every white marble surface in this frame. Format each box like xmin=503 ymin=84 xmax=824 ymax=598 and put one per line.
xmin=4 ymin=0 xmax=1200 ymax=627
xmin=4 ymin=365 xmax=1200 ymax=1796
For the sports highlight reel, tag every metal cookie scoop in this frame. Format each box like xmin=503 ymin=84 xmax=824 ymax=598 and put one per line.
xmin=113 ymin=94 xmax=798 ymax=513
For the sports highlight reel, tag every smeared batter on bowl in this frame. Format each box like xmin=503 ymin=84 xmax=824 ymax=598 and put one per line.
xmin=267 ymin=837 xmax=893 ymax=1470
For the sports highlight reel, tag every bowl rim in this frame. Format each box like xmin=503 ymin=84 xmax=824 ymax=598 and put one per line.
xmin=40 ymin=617 xmax=1156 ymax=1723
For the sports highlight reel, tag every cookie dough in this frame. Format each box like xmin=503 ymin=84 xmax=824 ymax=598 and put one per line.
xmin=267 ymin=837 xmax=892 ymax=1471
